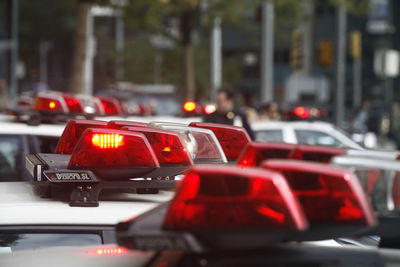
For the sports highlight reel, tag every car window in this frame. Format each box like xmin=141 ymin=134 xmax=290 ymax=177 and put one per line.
xmin=35 ymin=136 xmax=60 ymax=153
xmin=0 ymin=233 xmax=102 ymax=251
xmin=0 ymin=136 xmax=21 ymax=181
xmin=295 ymin=130 xmax=343 ymax=147
xmin=255 ymin=130 xmax=284 ymax=143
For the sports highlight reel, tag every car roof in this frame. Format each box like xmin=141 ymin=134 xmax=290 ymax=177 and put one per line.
xmin=251 ymin=120 xmax=335 ymax=131
xmin=0 ymin=121 xmax=65 ymax=137
xmin=0 ymin=182 xmax=174 ymax=226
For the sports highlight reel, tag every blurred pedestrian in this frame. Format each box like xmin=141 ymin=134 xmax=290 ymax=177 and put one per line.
xmin=353 ymin=100 xmax=370 ymax=134
xmin=241 ymin=92 xmax=259 ymax=123
xmin=204 ymin=88 xmax=254 ymax=140
xmin=0 ymin=79 xmax=11 ymax=112
xmin=260 ymin=102 xmax=281 ymax=121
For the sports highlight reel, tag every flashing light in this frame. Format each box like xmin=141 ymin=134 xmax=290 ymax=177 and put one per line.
xmin=68 ymin=128 xmax=159 ymax=180
xmin=122 ymin=126 xmax=193 ymax=167
xmin=34 ymin=93 xmax=68 ymax=113
xmin=151 ymin=123 xmax=227 ymax=164
xmin=183 ymin=101 xmax=196 ymax=112
xmin=204 ymin=104 xmax=216 ymax=114
xmin=92 ymin=133 xmax=124 ymax=148
xmin=262 ymin=160 xmax=376 ymax=226
xmin=189 ymin=122 xmax=251 ymax=161
xmin=163 ymin=165 xmax=308 ymax=231
xmin=63 ymin=93 xmax=84 ymax=113
xmin=289 ymin=145 xmax=345 ymax=163
xmin=95 ymin=96 xmax=123 ymax=115
xmin=294 ymin=106 xmax=309 ymax=119
xmin=55 ymin=120 xmax=108 ymax=154
xmin=237 ymin=142 xmax=296 ymax=167
xmin=92 ymin=247 xmax=127 ymax=255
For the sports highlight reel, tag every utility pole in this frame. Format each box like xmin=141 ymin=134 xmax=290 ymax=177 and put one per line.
xmin=39 ymin=41 xmax=51 ymax=86
xmin=115 ymin=9 xmax=124 ymax=81
xmin=10 ymin=0 xmax=18 ymax=103
xmin=210 ymin=17 xmax=222 ymax=102
xmin=335 ymin=5 xmax=347 ymax=127
xmin=260 ymin=0 xmax=274 ymax=103
xmin=350 ymin=31 xmax=362 ymax=109
xmin=300 ymin=0 xmax=314 ymax=75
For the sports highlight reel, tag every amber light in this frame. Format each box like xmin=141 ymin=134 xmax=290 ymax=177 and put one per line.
xmin=92 ymin=134 xmax=124 ymax=148
xmin=49 ymin=101 xmax=56 ymax=109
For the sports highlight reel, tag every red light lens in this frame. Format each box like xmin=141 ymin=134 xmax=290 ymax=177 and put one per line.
xmin=183 ymin=101 xmax=196 ymax=112
xmin=55 ymin=120 xmax=108 ymax=154
xmin=294 ymin=106 xmax=309 ymax=118
xmin=190 ymin=122 xmax=251 ymax=161
xmin=122 ymin=126 xmax=193 ymax=166
xmin=163 ymin=165 xmax=308 ymax=231
xmin=107 ymin=120 xmax=148 ymax=129
xmin=34 ymin=94 xmax=66 ymax=113
xmin=63 ymin=93 xmax=84 ymax=113
xmin=237 ymin=142 xmax=296 ymax=167
xmin=69 ymin=128 xmax=159 ymax=179
xmin=262 ymin=160 xmax=376 ymax=226
xmin=96 ymin=96 xmax=123 ymax=115
xmin=289 ymin=145 xmax=345 ymax=163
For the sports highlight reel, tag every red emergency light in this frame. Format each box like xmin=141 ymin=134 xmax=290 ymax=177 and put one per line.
xmin=262 ymin=160 xmax=376 ymax=226
xmin=34 ymin=93 xmax=68 ymax=114
xmin=189 ymin=122 xmax=251 ymax=161
xmin=289 ymin=145 xmax=346 ymax=163
xmin=294 ymin=106 xmax=309 ymax=119
xmin=95 ymin=96 xmax=124 ymax=115
xmin=163 ymin=165 xmax=308 ymax=231
xmin=62 ymin=93 xmax=84 ymax=113
xmin=68 ymin=128 xmax=160 ymax=180
xmin=122 ymin=126 xmax=193 ymax=168
xmin=237 ymin=142 xmax=296 ymax=167
xmin=55 ymin=120 xmax=108 ymax=154
xmin=183 ymin=101 xmax=197 ymax=113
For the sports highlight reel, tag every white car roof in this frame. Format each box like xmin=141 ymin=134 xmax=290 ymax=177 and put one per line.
xmin=251 ymin=120 xmax=336 ymax=131
xmin=0 ymin=121 xmax=65 ymax=137
xmin=0 ymin=182 xmax=173 ymax=226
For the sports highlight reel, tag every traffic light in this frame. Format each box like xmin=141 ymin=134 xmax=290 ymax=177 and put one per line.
xmin=290 ymin=29 xmax=302 ymax=70
xmin=317 ymin=40 xmax=333 ymax=67
xmin=350 ymin=31 xmax=362 ymax=59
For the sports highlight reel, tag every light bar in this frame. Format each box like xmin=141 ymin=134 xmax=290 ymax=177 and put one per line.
xmin=95 ymin=96 xmax=124 ymax=115
xmin=189 ymin=122 xmax=251 ymax=161
xmin=262 ymin=160 xmax=376 ymax=226
xmin=34 ymin=92 xmax=69 ymax=114
xmin=289 ymin=145 xmax=345 ymax=163
xmin=163 ymin=165 xmax=308 ymax=231
xmin=68 ymin=128 xmax=160 ymax=180
xmin=237 ymin=142 xmax=296 ymax=167
xmin=55 ymin=120 xmax=108 ymax=154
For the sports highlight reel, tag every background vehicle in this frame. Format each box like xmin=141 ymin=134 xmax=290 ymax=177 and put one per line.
xmin=252 ymin=120 xmax=366 ymax=149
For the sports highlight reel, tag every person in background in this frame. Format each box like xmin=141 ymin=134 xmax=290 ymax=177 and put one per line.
xmin=260 ymin=101 xmax=281 ymax=121
xmin=241 ymin=92 xmax=259 ymax=123
xmin=204 ymin=88 xmax=254 ymax=140
xmin=0 ymin=79 xmax=11 ymax=112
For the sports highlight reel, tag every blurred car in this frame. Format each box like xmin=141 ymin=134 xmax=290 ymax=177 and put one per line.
xmin=252 ymin=120 xmax=366 ymax=149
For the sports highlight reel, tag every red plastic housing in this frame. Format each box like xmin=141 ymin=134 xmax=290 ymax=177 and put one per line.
xmin=163 ymin=165 xmax=308 ymax=231
xmin=189 ymin=122 xmax=251 ymax=161
xmin=95 ymin=96 xmax=124 ymax=115
xmin=55 ymin=120 xmax=108 ymax=154
xmin=68 ymin=128 xmax=159 ymax=179
xmin=107 ymin=120 xmax=148 ymax=129
xmin=34 ymin=93 xmax=68 ymax=113
xmin=289 ymin=145 xmax=345 ymax=163
xmin=237 ymin=142 xmax=296 ymax=167
xmin=262 ymin=160 xmax=376 ymax=226
xmin=62 ymin=93 xmax=84 ymax=113
xmin=122 ymin=126 xmax=193 ymax=166
xmin=392 ymin=171 xmax=400 ymax=209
